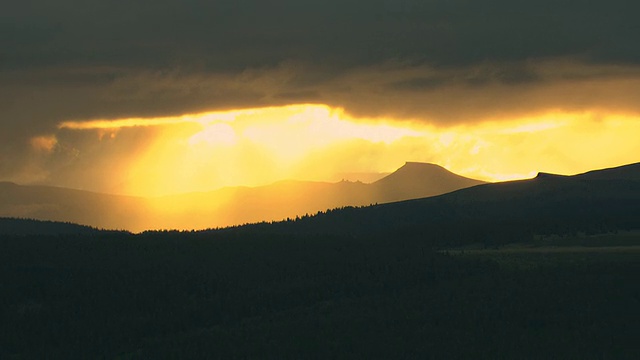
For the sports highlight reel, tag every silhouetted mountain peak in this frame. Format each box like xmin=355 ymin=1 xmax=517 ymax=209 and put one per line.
xmin=375 ymin=162 xmax=483 ymax=185
xmin=403 ymin=161 xmax=443 ymax=168
xmin=371 ymin=162 xmax=485 ymax=202
xmin=391 ymin=162 xmax=451 ymax=177
xmin=398 ymin=161 xmax=445 ymax=171
xmin=382 ymin=162 xmax=443 ymax=179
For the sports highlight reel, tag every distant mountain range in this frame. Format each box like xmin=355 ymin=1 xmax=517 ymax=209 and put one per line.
xmin=0 ymin=162 xmax=484 ymax=232
xmin=250 ymin=161 xmax=640 ymax=247
xmin=2 ymin=162 xmax=639 ymax=241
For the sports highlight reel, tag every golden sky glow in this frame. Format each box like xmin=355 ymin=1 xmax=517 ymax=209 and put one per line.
xmin=53 ymin=104 xmax=640 ymax=197
xmin=30 ymin=135 xmax=58 ymax=153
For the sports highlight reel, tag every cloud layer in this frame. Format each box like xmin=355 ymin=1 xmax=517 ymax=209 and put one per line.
xmin=2 ymin=0 xmax=640 ymax=187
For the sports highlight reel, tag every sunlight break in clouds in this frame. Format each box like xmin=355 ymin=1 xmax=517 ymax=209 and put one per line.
xmin=54 ymin=104 xmax=640 ymax=197
xmin=58 ymin=111 xmax=241 ymax=130
xmin=104 ymin=104 xmax=427 ymax=196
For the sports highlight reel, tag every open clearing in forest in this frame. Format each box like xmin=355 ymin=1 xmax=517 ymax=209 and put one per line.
xmin=445 ymin=232 xmax=640 ymax=268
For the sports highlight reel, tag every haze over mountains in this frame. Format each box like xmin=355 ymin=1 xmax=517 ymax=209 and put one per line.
xmin=0 ymin=162 xmax=484 ymax=232
xmin=253 ymin=161 xmax=640 ymax=247
xmin=3 ymin=161 xmax=639 ymax=240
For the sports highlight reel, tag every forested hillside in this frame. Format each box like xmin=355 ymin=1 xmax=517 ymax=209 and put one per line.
xmin=1 ymin=162 xmax=639 ymax=358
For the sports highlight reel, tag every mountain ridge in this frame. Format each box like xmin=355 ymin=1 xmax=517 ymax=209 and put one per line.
xmin=0 ymin=162 xmax=485 ymax=232
xmin=3 ymin=161 xmax=639 ymax=238
xmin=574 ymin=162 xmax=640 ymax=180
xmin=248 ymin=161 xmax=640 ymax=247
xmin=2 ymin=163 xmax=640 ymax=238
xmin=371 ymin=162 xmax=485 ymax=202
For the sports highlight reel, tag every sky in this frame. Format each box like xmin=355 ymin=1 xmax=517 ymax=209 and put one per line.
xmin=2 ymin=0 xmax=640 ymax=196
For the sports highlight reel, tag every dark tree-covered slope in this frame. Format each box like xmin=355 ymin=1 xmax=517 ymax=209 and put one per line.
xmin=0 ymin=218 xmax=101 ymax=235
xmin=1 ymin=163 xmax=639 ymax=358
xmin=237 ymin=162 xmax=640 ymax=246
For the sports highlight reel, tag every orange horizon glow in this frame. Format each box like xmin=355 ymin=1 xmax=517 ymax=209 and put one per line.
xmin=54 ymin=104 xmax=640 ymax=197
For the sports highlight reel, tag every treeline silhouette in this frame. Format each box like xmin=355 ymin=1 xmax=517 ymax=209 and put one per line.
xmin=0 ymin=218 xmax=100 ymax=235
xmin=1 ymin=230 xmax=639 ymax=358
xmin=1 ymin=163 xmax=640 ymax=358
xmin=137 ymin=163 xmax=640 ymax=241
xmin=212 ymin=175 xmax=640 ymax=249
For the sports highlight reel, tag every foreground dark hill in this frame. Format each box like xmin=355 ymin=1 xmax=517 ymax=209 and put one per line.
xmin=0 ymin=218 xmax=100 ymax=235
xmin=239 ymin=162 xmax=640 ymax=247
xmin=576 ymin=161 xmax=640 ymax=180
xmin=1 ymin=163 xmax=638 ymax=358
xmin=0 ymin=163 xmax=484 ymax=231
xmin=1 ymin=166 xmax=638 ymax=358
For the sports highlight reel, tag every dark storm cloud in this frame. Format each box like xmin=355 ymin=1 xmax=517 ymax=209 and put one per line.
xmin=387 ymin=63 xmax=542 ymax=91
xmin=2 ymin=0 xmax=640 ymax=182
xmin=4 ymin=0 xmax=640 ymax=71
